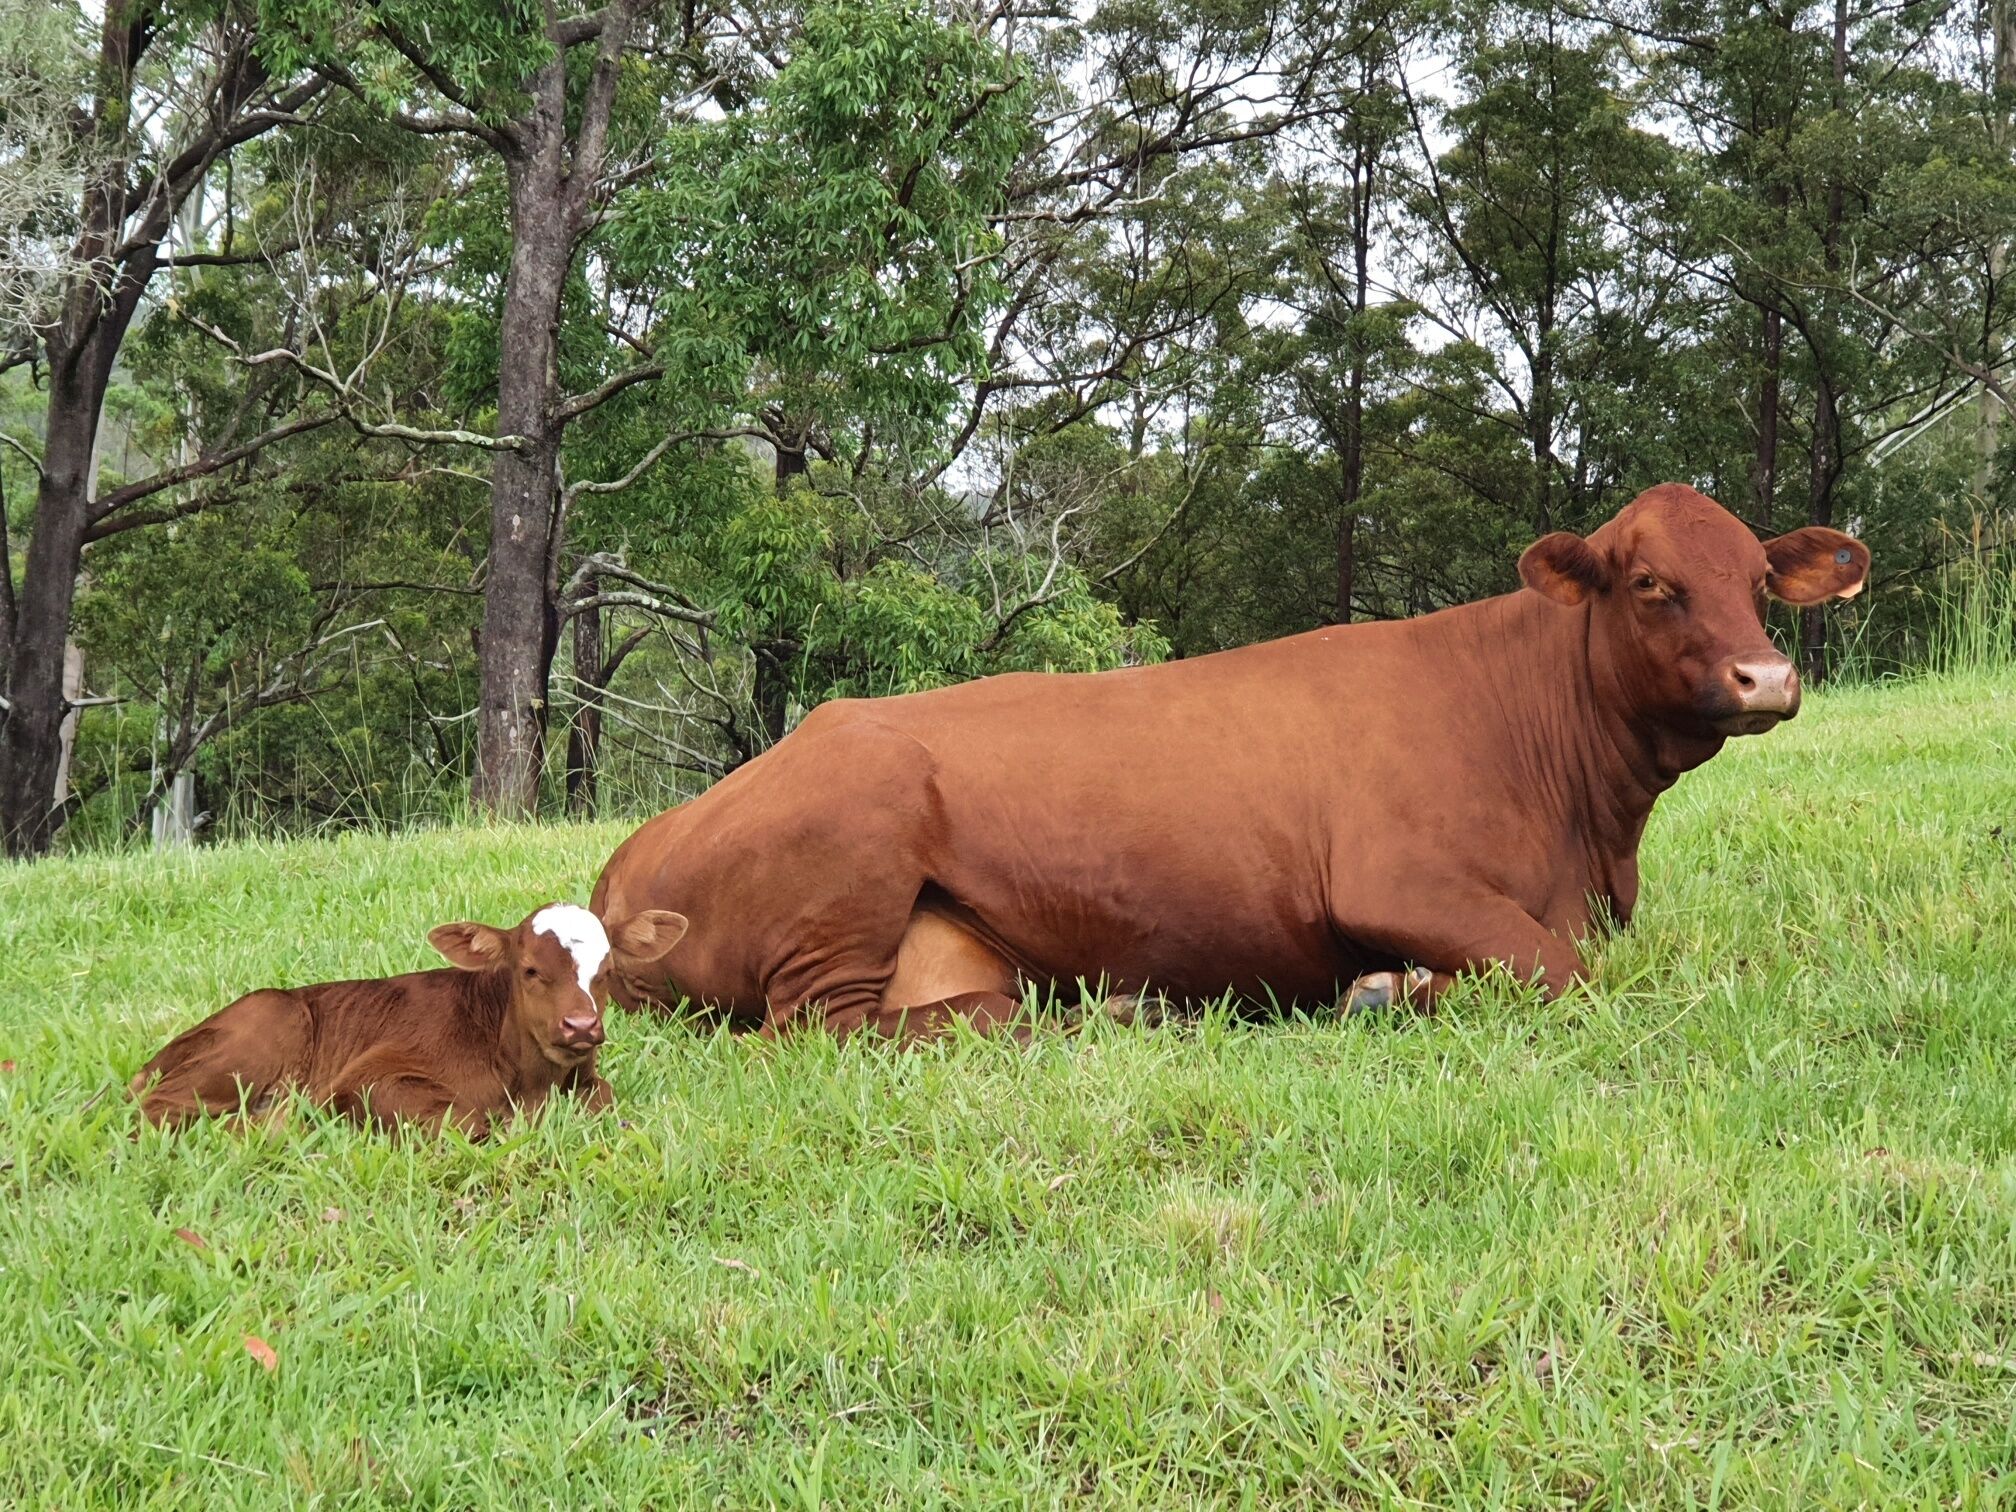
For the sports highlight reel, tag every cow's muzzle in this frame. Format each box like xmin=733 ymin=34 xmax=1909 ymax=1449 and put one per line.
xmin=1708 ymin=653 xmax=1800 ymax=735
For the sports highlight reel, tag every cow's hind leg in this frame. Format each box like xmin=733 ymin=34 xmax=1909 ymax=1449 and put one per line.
xmin=877 ymin=909 xmax=1029 ymax=1041
xmin=130 ymin=989 xmax=312 ymax=1128
xmin=766 ymin=906 xmax=1032 ymax=1043
xmin=863 ymin=990 xmax=1031 ymax=1043
xmin=326 ymin=1052 xmax=482 ymax=1138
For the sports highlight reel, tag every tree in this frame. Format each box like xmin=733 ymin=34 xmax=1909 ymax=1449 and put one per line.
xmin=0 ymin=1 xmax=325 ymax=857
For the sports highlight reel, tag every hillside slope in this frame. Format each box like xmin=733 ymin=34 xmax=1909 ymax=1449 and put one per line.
xmin=2 ymin=672 xmax=2014 ymax=1506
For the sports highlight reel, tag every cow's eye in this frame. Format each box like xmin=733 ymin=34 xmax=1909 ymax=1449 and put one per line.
xmin=523 ymin=966 xmax=541 ymax=980
xmin=1632 ymin=573 xmax=1661 ymax=594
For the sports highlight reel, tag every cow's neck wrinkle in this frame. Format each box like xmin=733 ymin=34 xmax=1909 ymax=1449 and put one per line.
xmin=1434 ymin=590 xmax=1681 ymax=864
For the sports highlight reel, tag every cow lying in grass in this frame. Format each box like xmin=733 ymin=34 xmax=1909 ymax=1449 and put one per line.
xmin=592 ymin=483 xmax=1869 ymax=1033
xmin=130 ymin=903 xmax=689 ymax=1135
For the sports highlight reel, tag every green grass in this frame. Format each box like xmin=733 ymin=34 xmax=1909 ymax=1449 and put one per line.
xmin=4 ymin=671 xmax=2016 ymax=1509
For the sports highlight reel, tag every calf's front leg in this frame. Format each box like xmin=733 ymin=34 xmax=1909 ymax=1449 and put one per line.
xmin=568 ymin=1065 xmax=615 ymax=1113
xmin=327 ymin=1053 xmax=490 ymax=1138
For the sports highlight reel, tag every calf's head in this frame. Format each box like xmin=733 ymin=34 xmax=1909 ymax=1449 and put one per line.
xmin=427 ymin=903 xmax=689 ymax=1065
xmin=1519 ymin=484 xmax=1868 ymax=739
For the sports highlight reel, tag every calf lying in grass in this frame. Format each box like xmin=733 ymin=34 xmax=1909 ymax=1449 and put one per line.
xmin=130 ymin=903 xmax=689 ymax=1136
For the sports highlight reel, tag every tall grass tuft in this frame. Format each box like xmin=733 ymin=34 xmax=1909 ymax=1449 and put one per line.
xmin=1927 ymin=515 xmax=2016 ymax=676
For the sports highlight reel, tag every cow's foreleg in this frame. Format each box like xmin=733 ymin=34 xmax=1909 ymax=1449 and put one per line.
xmin=1338 ymin=893 xmax=1584 ymax=1012
xmin=1343 ymin=965 xmax=1452 ymax=1015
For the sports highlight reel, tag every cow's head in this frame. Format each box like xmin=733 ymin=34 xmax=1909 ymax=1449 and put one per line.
xmin=428 ymin=903 xmax=689 ymax=1066
xmin=1519 ymin=484 xmax=1868 ymax=740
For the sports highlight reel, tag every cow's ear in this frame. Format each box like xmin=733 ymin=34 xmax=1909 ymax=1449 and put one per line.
xmin=1764 ymin=527 xmax=1868 ymax=605
xmin=1519 ymin=532 xmax=1610 ymax=606
xmin=428 ymin=922 xmax=512 ymax=970
xmin=608 ymin=909 xmax=689 ymax=965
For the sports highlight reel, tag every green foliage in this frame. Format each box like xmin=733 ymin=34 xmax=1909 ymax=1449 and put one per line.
xmin=711 ymin=480 xmax=1163 ymax=715
xmin=618 ymin=0 xmax=1026 ymax=458
xmin=14 ymin=0 xmax=2015 ymax=841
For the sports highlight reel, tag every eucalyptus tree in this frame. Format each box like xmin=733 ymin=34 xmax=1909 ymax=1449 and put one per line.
xmin=1395 ymin=0 xmax=1672 ymax=538
xmin=0 ymin=0 xmax=325 ymax=857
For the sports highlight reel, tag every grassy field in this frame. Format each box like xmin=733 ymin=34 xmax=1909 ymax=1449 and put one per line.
xmin=3 ymin=670 xmax=2015 ymax=1508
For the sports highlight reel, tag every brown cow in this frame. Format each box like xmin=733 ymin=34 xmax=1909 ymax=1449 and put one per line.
xmin=591 ymin=484 xmax=1868 ymax=1036
xmin=130 ymin=903 xmax=689 ymax=1134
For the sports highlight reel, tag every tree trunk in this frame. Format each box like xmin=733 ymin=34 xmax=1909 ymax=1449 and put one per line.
xmin=52 ymin=641 xmax=83 ymax=810
xmin=1528 ymin=231 xmax=1560 ymax=534
xmin=1337 ymin=133 xmax=1371 ymax=625
xmin=472 ymin=148 xmax=570 ymax=818
xmin=774 ymin=432 xmax=809 ymax=491
xmin=1751 ymin=304 xmax=1783 ymax=526
xmin=466 ymin=4 xmax=642 ymax=818
xmin=1801 ymin=0 xmax=1851 ymax=686
xmin=151 ymin=769 xmax=196 ymax=849
xmin=0 ymin=7 xmax=300 ymax=857
xmin=565 ymin=585 xmax=603 ymax=817
xmin=0 ymin=464 xmax=14 ymax=686
xmin=0 ymin=342 xmax=118 ymax=856
xmin=1802 ymin=374 xmax=1840 ymax=681
xmin=1980 ymin=0 xmax=2015 ymax=501
xmin=752 ymin=643 xmax=792 ymax=748
xmin=1333 ymin=510 xmax=1356 ymax=624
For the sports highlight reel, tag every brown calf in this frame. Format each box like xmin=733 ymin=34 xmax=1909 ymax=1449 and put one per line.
xmin=130 ymin=903 xmax=689 ymax=1135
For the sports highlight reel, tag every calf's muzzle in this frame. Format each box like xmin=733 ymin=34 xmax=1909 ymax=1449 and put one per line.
xmin=558 ymin=1012 xmax=605 ymax=1049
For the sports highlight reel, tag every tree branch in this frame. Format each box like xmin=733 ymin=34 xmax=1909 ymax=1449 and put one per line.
xmin=88 ymin=413 xmax=342 ymax=524
xmin=554 ymin=361 xmax=666 ymax=425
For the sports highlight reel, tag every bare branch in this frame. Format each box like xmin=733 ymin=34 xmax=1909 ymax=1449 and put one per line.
xmin=555 ymin=362 xmax=667 ymax=425
xmin=561 ymin=552 xmax=715 ymax=626
xmin=0 ymin=431 xmax=43 ymax=476
xmin=169 ymin=301 xmax=528 ymax=452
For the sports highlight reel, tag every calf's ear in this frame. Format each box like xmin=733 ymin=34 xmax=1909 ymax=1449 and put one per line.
xmin=609 ymin=909 xmax=689 ymax=965
xmin=1764 ymin=527 xmax=1869 ymax=604
xmin=1519 ymin=532 xmax=1610 ymax=605
xmin=428 ymin=921 xmax=512 ymax=970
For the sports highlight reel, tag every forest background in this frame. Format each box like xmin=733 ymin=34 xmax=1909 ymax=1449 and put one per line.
xmin=2 ymin=0 xmax=2011 ymax=858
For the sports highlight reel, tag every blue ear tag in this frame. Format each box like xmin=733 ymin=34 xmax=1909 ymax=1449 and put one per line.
xmin=1834 ymin=548 xmax=1852 ymax=564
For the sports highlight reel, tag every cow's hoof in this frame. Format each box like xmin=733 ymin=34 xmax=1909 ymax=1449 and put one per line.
xmin=1343 ymin=967 xmax=1433 ymax=1016
xmin=1344 ymin=971 xmax=1401 ymax=1014
xmin=1101 ymin=993 xmax=1140 ymax=1026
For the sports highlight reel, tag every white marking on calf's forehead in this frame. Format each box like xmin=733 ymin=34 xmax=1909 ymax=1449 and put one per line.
xmin=531 ymin=903 xmax=611 ymax=1008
